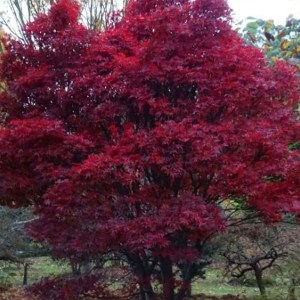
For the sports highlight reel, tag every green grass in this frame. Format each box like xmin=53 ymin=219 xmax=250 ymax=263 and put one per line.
xmin=26 ymin=256 xmax=70 ymax=282
xmin=192 ymin=267 xmax=299 ymax=299
xmin=0 ymin=256 xmax=70 ymax=286
xmin=1 ymin=258 xmax=299 ymax=299
xmin=192 ymin=268 xmax=260 ymax=298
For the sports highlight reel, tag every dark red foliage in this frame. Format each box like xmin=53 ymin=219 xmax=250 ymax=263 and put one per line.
xmin=28 ymin=269 xmax=136 ymax=300
xmin=1 ymin=0 xmax=300 ymax=298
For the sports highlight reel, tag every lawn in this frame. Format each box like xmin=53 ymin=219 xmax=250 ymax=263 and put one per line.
xmin=192 ymin=267 xmax=296 ymax=299
xmin=0 ymin=256 xmax=70 ymax=286
xmin=0 ymin=258 xmax=298 ymax=299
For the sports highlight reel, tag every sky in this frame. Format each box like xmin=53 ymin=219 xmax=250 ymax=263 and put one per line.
xmin=228 ymin=0 xmax=300 ymax=24
xmin=1 ymin=0 xmax=300 ymax=32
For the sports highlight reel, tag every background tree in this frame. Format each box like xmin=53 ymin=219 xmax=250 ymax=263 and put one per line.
xmin=0 ymin=0 xmax=128 ymax=41
xmin=1 ymin=0 xmax=300 ymax=299
xmin=0 ymin=28 xmax=5 ymax=54
xmin=0 ymin=0 xmax=54 ymax=41
xmin=81 ymin=0 xmax=129 ymax=30
xmin=222 ymin=224 xmax=288 ymax=297
xmin=240 ymin=16 xmax=300 ymax=69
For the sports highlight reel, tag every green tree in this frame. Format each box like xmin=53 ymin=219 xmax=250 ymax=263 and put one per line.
xmin=240 ymin=16 xmax=300 ymax=69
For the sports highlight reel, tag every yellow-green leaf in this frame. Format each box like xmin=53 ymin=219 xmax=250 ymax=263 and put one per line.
xmin=280 ymin=40 xmax=290 ymax=50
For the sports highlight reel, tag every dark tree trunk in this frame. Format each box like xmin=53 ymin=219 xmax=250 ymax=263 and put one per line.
xmin=161 ymin=258 xmax=175 ymax=300
xmin=254 ymin=267 xmax=266 ymax=296
xmin=175 ymin=261 xmax=194 ymax=300
xmin=127 ymin=253 xmax=156 ymax=300
xmin=70 ymin=262 xmax=81 ymax=275
xmin=23 ymin=262 xmax=29 ymax=286
xmin=175 ymin=280 xmax=192 ymax=300
xmin=139 ymin=282 xmax=156 ymax=300
xmin=185 ymin=282 xmax=192 ymax=298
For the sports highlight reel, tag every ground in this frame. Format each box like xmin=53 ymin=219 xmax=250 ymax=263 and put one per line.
xmin=0 ymin=257 xmax=297 ymax=299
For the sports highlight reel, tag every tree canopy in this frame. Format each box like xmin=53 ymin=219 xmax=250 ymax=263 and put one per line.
xmin=1 ymin=0 xmax=300 ymax=299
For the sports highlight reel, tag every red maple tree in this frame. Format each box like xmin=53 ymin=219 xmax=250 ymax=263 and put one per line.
xmin=1 ymin=0 xmax=300 ymax=299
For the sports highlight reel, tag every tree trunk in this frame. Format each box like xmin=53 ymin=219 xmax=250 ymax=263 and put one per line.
xmin=139 ymin=282 xmax=156 ymax=300
xmin=175 ymin=280 xmax=192 ymax=300
xmin=71 ymin=262 xmax=81 ymax=275
xmin=175 ymin=261 xmax=194 ymax=300
xmin=127 ymin=253 xmax=156 ymax=300
xmin=185 ymin=282 xmax=192 ymax=298
xmin=161 ymin=258 xmax=175 ymax=300
xmin=23 ymin=262 xmax=29 ymax=285
xmin=254 ymin=268 xmax=266 ymax=296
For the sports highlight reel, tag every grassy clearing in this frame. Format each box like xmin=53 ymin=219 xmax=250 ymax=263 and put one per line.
xmin=25 ymin=256 xmax=70 ymax=283
xmin=0 ymin=256 xmax=70 ymax=286
xmin=192 ymin=267 xmax=299 ymax=300
xmin=192 ymin=269 xmax=259 ymax=298
xmin=0 ymin=258 xmax=299 ymax=299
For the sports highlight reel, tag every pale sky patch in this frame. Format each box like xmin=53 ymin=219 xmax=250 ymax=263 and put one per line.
xmin=228 ymin=0 xmax=300 ymax=24
xmin=2 ymin=0 xmax=300 ymax=33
